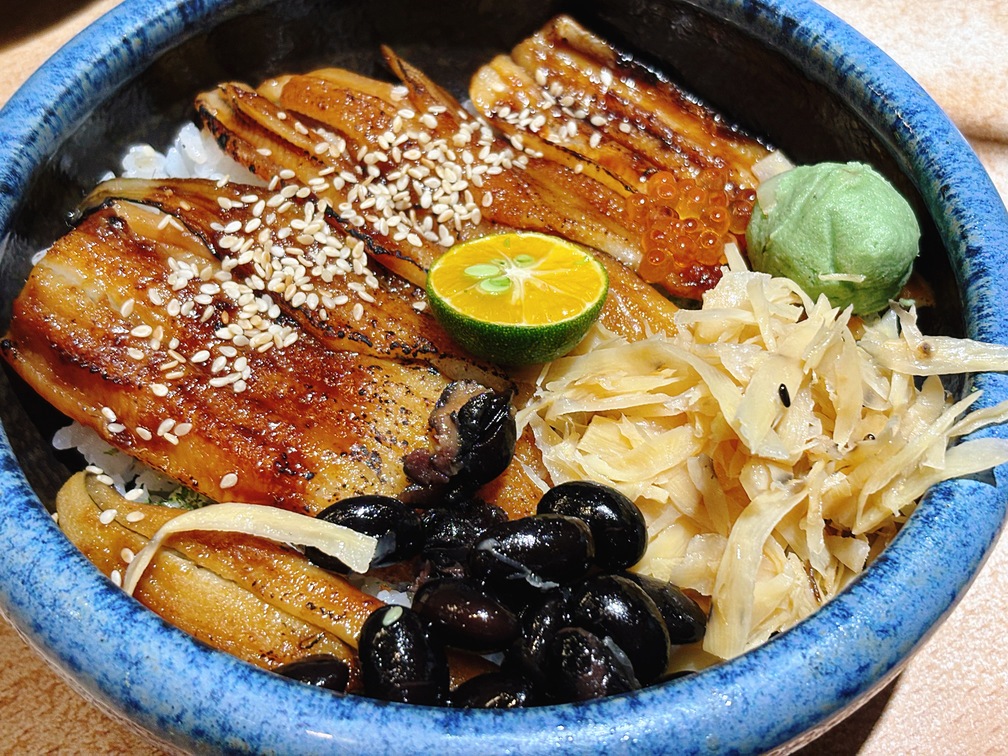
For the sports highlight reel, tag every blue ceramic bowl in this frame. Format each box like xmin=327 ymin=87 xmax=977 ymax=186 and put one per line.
xmin=1 ymin=0 xmax=1006 ymax=753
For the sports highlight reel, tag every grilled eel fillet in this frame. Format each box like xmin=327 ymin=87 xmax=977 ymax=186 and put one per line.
xmin=86 ymin=177 xmax=511 ymax=393
xmin=470 ymin=16 xmax=772 ymax=297
xmin=59 ymin=471 xmax=375 ymax=680
xmin=2 ymin=195 xmax=541 ymax=517
xmin=471 ymin=15 xmax=770 ymax=193
xmin=195 ymin=48 xmax=679 ymax=342
xmin=59 ymin=472 xmax=498 ymax=688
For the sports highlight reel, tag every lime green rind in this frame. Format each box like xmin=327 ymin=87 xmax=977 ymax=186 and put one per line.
xmin=426 ymin=275 xmax=608 ymax=366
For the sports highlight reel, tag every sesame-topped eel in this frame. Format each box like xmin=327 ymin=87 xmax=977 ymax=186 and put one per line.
xmin=469 ymin=15 xmax=773 ymax=300
xmin=1 ymin=196 xmax=541 ymax=517
xmin=471 ymin=15 xmax=771 ymax=194
xmin=84 ymin=177 xmax=511 ymax=392
xmin=195 ymin=48 xmax=680 ymax=342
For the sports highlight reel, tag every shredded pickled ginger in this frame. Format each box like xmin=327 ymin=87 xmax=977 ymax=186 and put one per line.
xmin=517 ymin=264 xmax=1008 ymax=661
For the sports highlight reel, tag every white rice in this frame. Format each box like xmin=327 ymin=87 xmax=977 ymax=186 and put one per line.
xmin=53 ymin=423 xmax=176 ymax=502
xmin=110 ymin=121 xmax=262 ymax=184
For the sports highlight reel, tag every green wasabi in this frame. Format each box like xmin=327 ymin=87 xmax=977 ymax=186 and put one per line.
xmin=746 ymin=161 xmax=920 ymax=314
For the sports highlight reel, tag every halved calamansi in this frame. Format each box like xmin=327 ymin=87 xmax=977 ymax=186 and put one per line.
xmin=426 ymin=232 xmax=609 ymax=365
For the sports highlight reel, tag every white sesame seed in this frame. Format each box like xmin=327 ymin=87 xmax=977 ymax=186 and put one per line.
xmin=107 ymin=423 xmax=126 ymax=434
xmin=120 ymin=547 xmax=135 ymax=564
xmin=124 ymin=490 xmax=145 ymax=503
xmin=99 ymin=509 xmax=117 ymax=525
xmin=220 ymin=473 xmax=239 ymax=489
xmin=130 ymin=324 xmax=153 ymax=338
xmin=136 ymin=427 xmax=153 ymax=441
xmin=209 ymin=373 xmax=241 ymax=388
xmin=126 ymin=509 xmax=146 ymax=521
xmin=110 ymin=570 xmax=122 ymax=587
xmin=150 ymin=383 xmax=169 ymax=397
xmin=101 ymin=406 xmax=117 ymax=423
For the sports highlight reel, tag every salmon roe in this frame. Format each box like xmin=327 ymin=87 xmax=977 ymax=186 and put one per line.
xmin=629 ymin=168 xmax=756 ymax=292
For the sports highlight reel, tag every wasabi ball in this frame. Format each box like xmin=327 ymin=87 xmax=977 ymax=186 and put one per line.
xmin=746 ymin=161 xmax=920 ymax=314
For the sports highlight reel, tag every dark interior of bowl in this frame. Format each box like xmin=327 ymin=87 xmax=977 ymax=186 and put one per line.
xmin=0 ymin=0 xmax=956 ymax=508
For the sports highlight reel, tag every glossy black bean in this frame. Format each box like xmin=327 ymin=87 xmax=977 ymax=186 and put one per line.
xmin=420 ymin=511 xmax=481 ymax=579
xmin=452 ymin=389 xmax=517 ymax=491
xmin=274 ymin=655 xmax=351 ymax=693
xmin=402 ymin=383 xmax=516 ymax=506
xmin=413 ymin=578 xmax=520 ymax=653
xmin=620 ymin=572 xmax=708 ymax=645
xmin=566 ymin=574 xmax=670 ymax=684
xmin=468 ymin=514 xmax=594 ymax=591
xmin=544 ymin=627 xmax=640 ymax=702
xmin=536 ymin=481 xmax=647 ymax=571
xmin=422 ymin=547 xmax=470 ymax=581
xmin=450 ymin=671 xmax=538 ymax=709
xmin=305 ymin=495 xmax=423 ymax=573
xmin=422 ymin=498 xmax=506 ymax=552
xmin=505 ymin=589 xmax=570 ymax=685
xmin=358 ymin=605 xmax=448 ymax=705
xmin=421 ymin=499 xmax=506 ymax=579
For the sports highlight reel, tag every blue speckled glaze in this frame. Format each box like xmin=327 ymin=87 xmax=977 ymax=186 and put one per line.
xmin=0 ymin=0 xmax=1006 ymax=753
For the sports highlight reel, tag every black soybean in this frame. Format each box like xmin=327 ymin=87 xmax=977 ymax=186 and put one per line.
xmin=566 ymin=574 xmax=671 ymax=684
xmin=450 ymin=389 xmax=517 ymax=493
xmin=450 ymin=671 xmax=538 ymax=709
xmin=422 ymin=499 xmax=505 ymax=550
xmin=420 ymin=499 xmax=506 ymax=578
xmin=505 ymin=589 xmax=570 ymax=685
xmin=469 ymin=514 xmax=594 ymax=592
xmin=537 ymin=481 xmax=647 ymax=571
xmin=358 ymin=605 xmax=448 ymax=705
xmin=620 ymin=572 xmax=708 ymax=645
xmin=274 ymin=655 xmax=351 ymax=693
xmin=306 ymin=495 xmax=423 ymax=573
xmin=413 ymin=578 xmax=519 ymax=653
xmin=545 ymin=627 xmax=640 ymax=702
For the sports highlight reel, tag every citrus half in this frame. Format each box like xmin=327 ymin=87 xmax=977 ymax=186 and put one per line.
xmin=426 ymin=232 xmax=609 ymax=365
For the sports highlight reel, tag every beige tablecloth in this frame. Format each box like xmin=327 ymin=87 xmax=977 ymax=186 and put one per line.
xmin=0 ymin=1 xmax=1005 ymax=752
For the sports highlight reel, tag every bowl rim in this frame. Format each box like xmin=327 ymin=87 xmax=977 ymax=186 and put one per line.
xmin=1 ymin=0 xmax=1007 ymax=753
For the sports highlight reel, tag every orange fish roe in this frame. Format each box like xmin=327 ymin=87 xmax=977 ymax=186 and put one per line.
xmin=629 ymin=168 xmax=756 ymax=294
